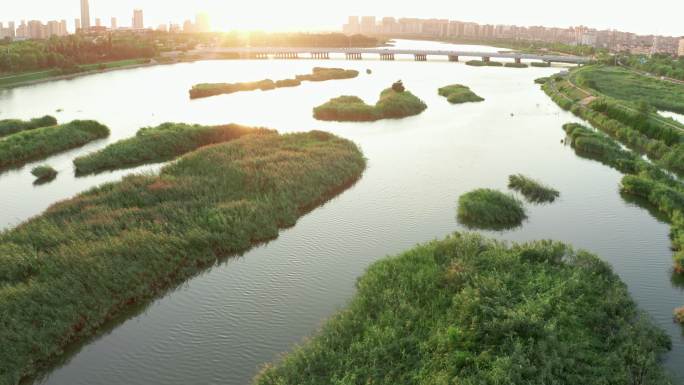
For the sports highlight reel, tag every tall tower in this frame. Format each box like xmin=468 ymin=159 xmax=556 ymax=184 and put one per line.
xmin=132 ymin=9 xmax=144 ymax=29
xmin=80 ymin=0 xmax=90 ymax=30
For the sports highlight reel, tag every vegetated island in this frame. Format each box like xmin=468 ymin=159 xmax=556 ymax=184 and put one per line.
xmin=508 ymin=174 xmax=560 ymax=203
xmin=189 ymin=67 xmax=359 ymax=99
xmin=73 ymin=122 xmax=274 ymax=175
xmin=254 ymin=233 xmax=672 ymax=385
xmin=0 ymin=120 xmax=110 ymax=171
xmin=457 ymin=188 xmax=526 ymax=230
xmin=0 ymin=130 xmax=366 ymax=383
xmin=466 ymin=60 xmax=504 ymax=67
xmin=438 ymin=84 xmax=484 ymax=104
xmin=31 ymin=165 xmax=58 ymax=184
xmin=0 ymin=115 xmax=57 ymax=138
xmin=313 ymin=81 xmax=427 ymax=122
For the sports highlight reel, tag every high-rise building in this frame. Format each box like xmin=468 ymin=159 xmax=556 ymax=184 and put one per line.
xmin=80 ymin=0 xmax=90 ymax=30
xmin=16 ymin=20 xmax=27 ymax=38
xmin=27 ymin=20 xmax=44 ymax=39
xmin=195 ymin=13 xmax=210 ymax=33
xmin=132 ymin=9 xmax=144 ymax=29
xmin=95 ymin=18 xmax=101 ymax=27
xmin=75 ymin=18 xmax=81 ymax=31
xmin=360 ymin=16 xmax=376 ymax=34
xmin=111 ymin=17 xmax=117 ymax=30
xmin=60 ymin=20 xmax=67 ymax=36
xmin=47 ymin=20 xmax=60 ymax=37
xmin=8 ymin=21 xmax=15 ymax=38
xmin=679 ymin=38 xmax=684 ymax=57
xmin=183 ymin=19 xmax=194 ymax=33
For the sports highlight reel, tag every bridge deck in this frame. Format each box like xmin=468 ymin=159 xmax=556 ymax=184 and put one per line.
xmin=197 ymin=47 xmax=590 ymax=64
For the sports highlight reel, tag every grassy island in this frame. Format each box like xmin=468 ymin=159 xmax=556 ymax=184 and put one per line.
xmin=0 ymin=130 xmax=365 ymax=383
xmin=189 ymin=67 xmax=359 ymax=99
xmin=466 ymin=60 xmax=503 ymax=67
xmin=531 ymin=61 xmax=551 ymax=67
xmin=73 ymin=123 xmax=273 ymax=175
xmin=0 ymin=115 xmax=57 ymax=138
xmin=254 ymin=233 xmax=672 ymax=385
xmin=30 ymin=165 xmax=58 ymax=182
xmin=313 ymin=86 xmax=427 ymax=122
xmin=508 ymin=174 xmax=560 ymax=203
xmin=0 ymin=120 xmax=109 ymax=171
xmin=505 ymin=62 xmax=529 ymax=68
xmin=457 ymin=188 xmax=526 ymax=230
xmin=438 ymin=84 xmax=484 ymax=104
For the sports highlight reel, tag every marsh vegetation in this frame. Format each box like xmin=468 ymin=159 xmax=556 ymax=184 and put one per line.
xmin=457 ymin=188 xmax=526 ymax=230
xmin=73 ymin=123 xmax=273 ymax=175
xmin=255 ymin=233 xmax=672 ymax=385
xmin=508 ymin=174 xmax=560 ymax=203
xmin=0 ymin=130 xmax=365 ymax=384
xmin=0 ymin=116 xmax=57 ymax=138
xmin=313 ymin=85 xmax=427 ymax=122
xmin=438 ymin=84 xmax=484 ymax=104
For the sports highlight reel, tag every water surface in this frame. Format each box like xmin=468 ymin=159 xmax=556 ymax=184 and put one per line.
xmin=1 ymin=39 xmax=681 ymax=385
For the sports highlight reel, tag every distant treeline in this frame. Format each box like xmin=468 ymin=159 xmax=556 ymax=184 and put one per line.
xmin=0 ymin=34 xmax=156 ymax=74
xmin=620 ymin=53 xmax=684 ymax=81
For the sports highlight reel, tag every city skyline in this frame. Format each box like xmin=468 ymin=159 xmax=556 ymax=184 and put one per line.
xmin=1 ymin=0 xmax=683 ymax=37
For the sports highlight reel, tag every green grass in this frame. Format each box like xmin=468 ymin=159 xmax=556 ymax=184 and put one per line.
xmin=457 ymin=188 xmax=526 ymax=230
xmin=313 ymin=87 xmax=427 ymax=122
xmin=0 ymin=130 xmax=366 ymax=383
xmin=0 ymin=116 xmax=57 ymax=138
xmin=508 ymin=174 xmax=560 ymax=203
xmin=438 ymin=84 xmax=484 ymax=104
xmin=0 ymin=120 xmax=109 ymax=171
xmin=73 ymin=123 xmax=274 ymax=175
xmin=189 ymin=67 xmax=359 ymax=99
xmin=30 ymin=165 xmax=58 ymax=183
xmin=0 ymin=70 xmax=60 ymax=88
xmin=77 ymin=59 xmax=149 ymax=72
xmin=254 ymin=233 xmax=672 ymax=385
xmin=576 ymin=65 xmax=684 ymax=114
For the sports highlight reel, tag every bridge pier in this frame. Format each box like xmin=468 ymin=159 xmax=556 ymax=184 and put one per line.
xmin=311 ymin=52 xmax=330 ymax=59
xmin=345 ymin=53 xmax=362 ymax=60
xmin=414 ymin=54 xmax=427 ymax=61
xmin=380 ymin=53 xmax=395 ymax=61
xmin=515 ymin=57 xmax=522 ymax=64
xmin=448 ymin=55 xmax=459 ymax=62
xmin=482 ymin=56 xmax=490 ymax=63
xmin=251 ymin=52 xmax=268 ymax=59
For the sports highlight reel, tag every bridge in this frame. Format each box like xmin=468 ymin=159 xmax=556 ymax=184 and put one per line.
xmin=190 ymin=47 xmax=590 ymax=65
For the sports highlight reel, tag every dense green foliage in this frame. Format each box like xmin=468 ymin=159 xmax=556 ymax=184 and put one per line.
xmin=621 ymin=53 xmax=684 ymax=81
xmin=189 ymin=67 xmax=359 ymax=99
xmin=0 ymin=34 xmax=156 ymax=75
xmin=438 ymin=84 xmax=484 ymax=104
xmin=541 ymin=74 xmax=684 ymax=176
xmin=504 ymin=62 xmax=528 ymax=68
xmin=255 ymin=233 xmax=672 ymax=385
xmin=457 ymin=189 xmax=526 ymax=230
xmin=465 ymin=60 xmax=503 ymax=67
xmin=0 ymin=130 xmax=365 ymax=383
xmin=0 ymin=120 xmax=109 ymax=171
xmin=508 ymin=174 xmax=560 ymax=203
xmin=575 ymin=65 xmax=684 ymax=114
xmin=73 ymin=123 xmax=273 ymax=175
xmin=30 ymin=165 xmax=57 ymax=182
xmin=313 ymin=87 xmax=427 ymax=122
xmin=0 ymin=115 xmax=57 ymax=138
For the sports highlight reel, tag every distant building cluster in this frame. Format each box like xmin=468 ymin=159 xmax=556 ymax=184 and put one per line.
xmin=2 ymin=1 xmax=213 ymax=41
xmin=343 ymin=16 xmax=684 ymax=56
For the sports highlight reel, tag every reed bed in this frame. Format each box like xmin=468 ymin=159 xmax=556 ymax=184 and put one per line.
xmin=73 ymin=122 xmax=274 ymax=175
xmin=0 ymin=130 xmax=366 ymax=383
xmin=254 ymin=233 xmax=672 ymax=385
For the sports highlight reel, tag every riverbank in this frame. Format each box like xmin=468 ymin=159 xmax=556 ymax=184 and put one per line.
xmin=255 ymin=233 xmax=672 ymax=385
xmin=0 ymin=130 xmax=365 ymax=384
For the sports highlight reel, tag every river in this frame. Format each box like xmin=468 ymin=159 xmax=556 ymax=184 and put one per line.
xmin=1 ymin=39 xmax=681 ymax=384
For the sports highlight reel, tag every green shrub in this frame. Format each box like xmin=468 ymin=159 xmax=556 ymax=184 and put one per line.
xmin=0 ymin=120 xmax=109 ymax=171
xmin=0 ymin=115 xmax=57 ymax=138
xmin=531 ymin=61 xmax=551 ymax=67
xmin=73 ymin=123 xmax=274 ymax=175
xmin=0 ymin=130 xmax=366 ymax=383
xmin=438 ymin=84 xmax=484 ymax=104
xmin=295 ymin=67 xmax=359 ymax=82
xmin=508 ymin=174 xmax=560 ymax=203
xmin=255 ymin=233 xmax=672 ymax=385
xmin=465 ymin=60 xmax=487 ymax=67
xmin=505 ymin=62 xmax=528 ymax=68
xmin=313 ymin=86 xmax=427 ymax=122
xmin=534 ymin=77 xmax=550 ymax=84
xmin=274 ymin=78 xmax=301 ymax=87
xmin=457 ymin=188 xmax=526 ymax=230
xmin=30 ymin=165 xmax=57 ymax=181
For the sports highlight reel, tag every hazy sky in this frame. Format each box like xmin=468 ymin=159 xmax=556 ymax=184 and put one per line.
xmin=3 ymin=0 xmax=683 ymax=36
